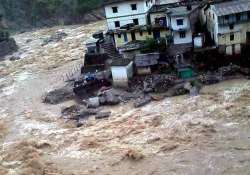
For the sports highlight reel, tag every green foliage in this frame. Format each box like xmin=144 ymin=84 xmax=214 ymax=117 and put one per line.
xmin=0 ymin=0 xmax=103 ymax=29
xmin=141 ymin=38 xmax=167 ymax=53
xmin=0 ymin=29 xmax=9 ymax=42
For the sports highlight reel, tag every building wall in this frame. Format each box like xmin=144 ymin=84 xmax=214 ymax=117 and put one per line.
xmin=205 ymin=7 xmax=217 ymax=44
xmin=156 ymin=0 xmax=180 ymax=5
xmin=114 ymin=29 xmax=168 ymax=48
xmin=111 ymin=62 xmax=133 ymax=87
xmin=170 ymin=16 xmax=190 ymax=31
xmin=173 ymin=29 xmax=192 ymax=44
xmin=105 ymin=0 xmax=155 ymax=30
xmin=150 ymin=12 xmax=167 ymax=25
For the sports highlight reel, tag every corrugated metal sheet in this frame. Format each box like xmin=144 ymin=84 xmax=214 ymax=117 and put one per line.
xmin=214 ymin=0 xmax=250 ymax=16
xmin=134 ymin=53 xmax=159 ymax=67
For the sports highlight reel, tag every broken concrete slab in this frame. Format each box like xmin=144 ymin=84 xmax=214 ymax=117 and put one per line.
xmin=134 ymin=96 xmax=152 ymax=108
xmin=43 ymin=86 xmax=74 ymax=104
xmin=95 ymin=111 xmax=111 ymax=119
xmin=87 ymin=97 xmax=100 ymax=108
xmin=99 ymin=90 xmax=120 ymax=105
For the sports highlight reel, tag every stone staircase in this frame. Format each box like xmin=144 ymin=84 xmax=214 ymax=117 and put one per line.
xmin=101 ymin=41 xmax=123 ymax=60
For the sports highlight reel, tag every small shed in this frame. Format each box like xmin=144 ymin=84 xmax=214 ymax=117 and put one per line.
xmin=134 ymin=53 xmax=159 ymax=75
xmin=110 ymin=59 xmax=133 ymax=87
xmin=85 ymin=37 xmax=100 ymax=54
xmin=176 ymin=65 xmax=194 ymax=79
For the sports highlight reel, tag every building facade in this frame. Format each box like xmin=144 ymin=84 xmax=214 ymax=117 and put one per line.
xmin=167 ymin=5 xmax=199 ymax=45
xmin=104 ymin=0 xmax=156 ymax=30
xmin=203 ymin=0 xmax=250 ymax=55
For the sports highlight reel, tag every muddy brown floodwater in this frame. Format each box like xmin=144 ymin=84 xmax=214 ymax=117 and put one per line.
xmin=0 ymin=21 xmax=250 ymax=175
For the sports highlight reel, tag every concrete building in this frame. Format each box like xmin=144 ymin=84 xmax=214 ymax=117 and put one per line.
xmin=110 ymin=59 xmax=134 ymax=87
xmin=203 ymin=0 xmax=250 ymax=55
xmin=166 ymin=5 xmax=199 ymax=45
xmin=112 ymin=25 xmax=169 ymax=48
xmin=104 ymin=0 xmax=156 ymax=30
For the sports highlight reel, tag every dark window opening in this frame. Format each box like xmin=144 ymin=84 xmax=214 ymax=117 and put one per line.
xmin=229 ymin=24 xmax=234 ymax=30
xmin=133 ymin=18 xmax=139 ymax=25
xmin=131 ymin=32 xmax=136 ymax=41
xmin=248 ymin=12 xmax=250 ymax=19
xmin=225 ymin=15 xmax=229 ymax=20
xmin=146 ymin=1 xmax=148 ymax=6
xmin=131 ymin=4 xmax=137 ymax=10
xmin=115 ymin=21 xmax=120 ymax=28
xmin=236 ymin=13 xmax=241 ymax=21
xmin=179 ymin=31 xmax=186 ymax=38
xmin=176 ymin=19 xmax=184 ymax=26
xmin=112 ymin=7 xmax=118 ymax=13
xmin=148 ymin=29 xmax=152 ymax=35
xmin=230 ymin=34 xmax=234 ymax=41
xmin=117 ymin=34 xmax=121 ymax=38
xmin=140 ymin=31 xmax=143 ymax=36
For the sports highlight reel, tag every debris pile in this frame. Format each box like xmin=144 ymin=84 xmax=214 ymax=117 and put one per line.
xmin=42 ymin=31 xmax=68 ymax=46
xmin=43 ymin=86 xmax=74 ymax=104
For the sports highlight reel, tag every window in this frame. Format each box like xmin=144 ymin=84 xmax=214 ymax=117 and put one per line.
xmin=117 ymin=34 xmax=121 ymax=38
xmin=179 ymin=31 xmax=186 ymax=38
xmin=146 ymin=1 xmax=148 ymax=6
xmin=213 ymin=14 xmax=214 ymax=19
xmin=225 ymin=15 xmax=229 ymax=20
xmin=236 ymin=13 xmax=241 ymax=21
xmin=112 ymin=7 xmax=118 ymax=13
xmin=140 ymin=31 xmax=143 ymax=36
xmin=133 ymin=18 xmax=139 ymax=25
xmin=176 ymin=19 xmax=184 ymax=26
xmin=114 ymin=21 xmax=120 ymax=28
xmin=148 ymin=29 xmax=152 ymax=35
xmin=229 ymin=24 xmax=234 ymax=30
xmin=131 ymin=4 xmax=137 ymax=10
xmin=248 ymin=12 xmax=250 ymax=20
xmin=230 ymin=34 xmax=234 ymax=41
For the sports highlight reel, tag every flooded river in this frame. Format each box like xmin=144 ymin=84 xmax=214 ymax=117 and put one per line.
xmin=0 ymin=21 xmax=250 ymax=175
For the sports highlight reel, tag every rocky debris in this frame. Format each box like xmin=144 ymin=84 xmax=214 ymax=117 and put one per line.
xmin=134 ymin=95 xmax=152 ymax=108
xmin=61 ymin=104 xmax=82 ymax=117
xmin=199 ymin=72 xmax=221 ymax=85
xmin=124 ymin=149 xmax=144 ymax=161
xmin=99 ymin=89 xmax=120 ymax=105
xmin=219 ymin=64 xmax=240 ymax=76
xmin=131 ymin=74 xmax=177 ymax=93
xmin=95 ymin=111 xmax=111 ymax=119
xmin=9 ymin=53 xmax=21 ymax=61
xmin=73 ymin=108 xmax=98 ymax=120
xmin=41 ymin=31 xmax=67 ymax=46
xmin=165 ymin=84 xmax=189 ymax=97
xmin=86 ymin=97 xmax=100 ymax=108
xmin=43 ymin=86 xmax=74 ymax=104
xmin=0 ymin=38 xmax=18 ymax=59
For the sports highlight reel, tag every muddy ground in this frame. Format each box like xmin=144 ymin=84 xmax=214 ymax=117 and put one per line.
xmin=0 ymin=21 xmax=250 ymax=175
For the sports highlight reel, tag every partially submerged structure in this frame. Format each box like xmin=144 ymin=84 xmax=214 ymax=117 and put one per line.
xmin=110 ymin=59 xmax=133 ymax=87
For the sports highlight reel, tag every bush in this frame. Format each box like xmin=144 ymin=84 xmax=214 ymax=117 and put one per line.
xmin=141 ymin=37 xmax=166 ymax=53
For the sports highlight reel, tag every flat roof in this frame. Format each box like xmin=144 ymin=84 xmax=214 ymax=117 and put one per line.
xmin=167 ymin=5 xmax=199 ymax=16
xmin=103 ymin=0 xmax=143 ymax=5
xmin=111 ymin=59 xmax=132 ymax=66
xmin=213 ymin=0 xmax=250 ymax=16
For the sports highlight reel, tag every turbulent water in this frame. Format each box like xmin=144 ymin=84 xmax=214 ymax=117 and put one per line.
xmin=0 ymin=21 xmax=250 ymax=175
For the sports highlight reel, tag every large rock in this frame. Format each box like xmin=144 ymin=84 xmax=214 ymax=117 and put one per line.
xmin=0 ymin=38 xmax=18 ymax=59
xmin=43 ymin=86 xmax=74 ymax=104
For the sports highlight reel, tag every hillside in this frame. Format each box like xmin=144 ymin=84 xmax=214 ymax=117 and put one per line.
xmin=0 ymin=0 xmax=105 ymax=31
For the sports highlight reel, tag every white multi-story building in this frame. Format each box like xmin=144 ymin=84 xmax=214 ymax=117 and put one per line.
xmin=155 ymin=0 xmax=180 ymax=5
xmin=166 ymin=5 xmax=199 ymax=44
xmin=202 ymin=0 xmax=250 ymax=55
xmin=104 ymin=0 xmax=156 ymax=30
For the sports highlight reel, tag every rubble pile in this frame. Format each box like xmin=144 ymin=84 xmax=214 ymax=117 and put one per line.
xmin=43 ymin=86 xmax=75 ymax=104
xmin=42 ymin=31 xmax=68 ymax=46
